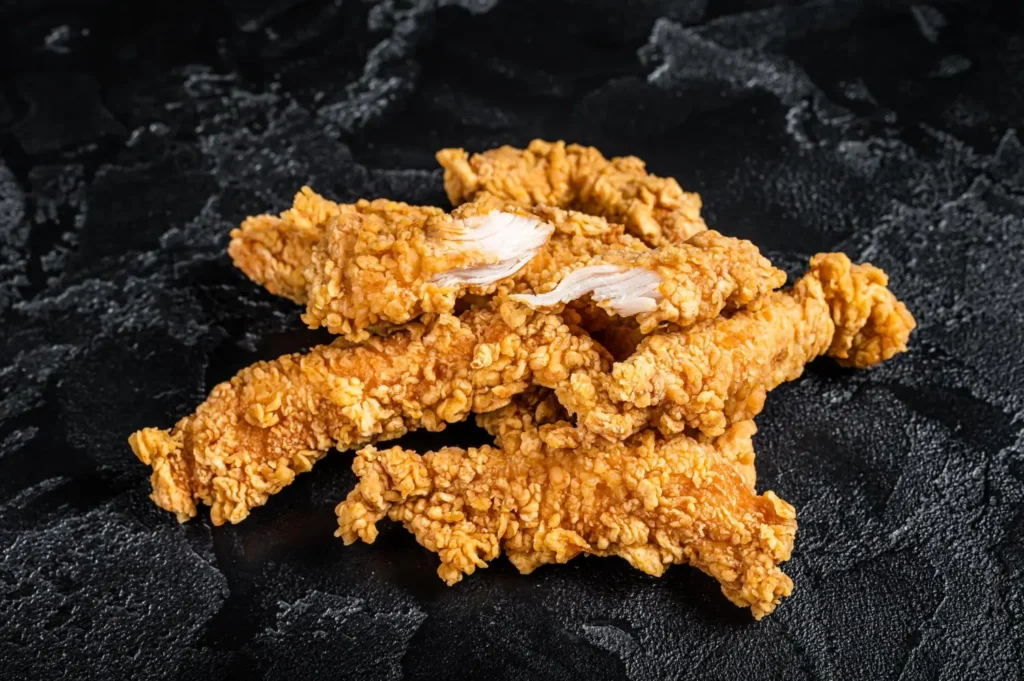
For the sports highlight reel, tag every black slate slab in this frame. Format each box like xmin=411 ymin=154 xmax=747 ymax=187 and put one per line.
xmin=1 ymin=1 xmax=1022 ymax=679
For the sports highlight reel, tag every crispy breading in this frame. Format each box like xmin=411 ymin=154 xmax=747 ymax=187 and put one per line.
xmin=229 ymin=187 xmax=649 ymax=337
xmin=227 ymin=188 xmax=422 ymax=303
xmin=576 ymin=154 xmax=705 ymax=247
xmin=128 ymin=302 xmax=609 ymax=525
xmin=437 ymin=141 xmax=594 ymax=208
xmin=812 ymin=251 xmax=918 ymax=368
xmin=559 ymin=253 xmax=916 ymax=440
xmin=477 ymin=390 xmax=759 ymax=489
xmin=703 ymin=419 xmax=758 ymax=490
xmin=512 ymin=230 xmax=786 ymax=333
xmin=302 ymin=201 xmax=554 ymax=341
xmin=436 ymin=139 xmax=706 ymax=246
xmin=474 ymin=388 xmax=567 ymax=441
xmin=335 ymin=423 xmax=796 ymax=619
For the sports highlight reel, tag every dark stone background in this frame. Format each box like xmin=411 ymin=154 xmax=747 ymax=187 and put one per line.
xmin=1 ymin=0 xmax=1022 ymax=678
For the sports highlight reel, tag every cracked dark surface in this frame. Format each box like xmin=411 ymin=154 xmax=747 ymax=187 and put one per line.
xmin=1 ymin=1 xmax=1022 ymax=679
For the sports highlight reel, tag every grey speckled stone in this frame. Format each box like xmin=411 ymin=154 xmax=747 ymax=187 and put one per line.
xmin=1 ymin=1 xmax=1022 ymax=679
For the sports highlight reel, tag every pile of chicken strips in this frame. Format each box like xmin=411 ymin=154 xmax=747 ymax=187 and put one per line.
xmin=129 ymin=140 xmax=915 ymax=619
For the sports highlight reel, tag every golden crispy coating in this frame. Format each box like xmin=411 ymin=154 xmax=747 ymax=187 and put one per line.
xmin=335 ymin=424 xmax=796 ymax=619
xmin=479 ymin=391 xmax=759 ymax=489
xmin=302 ymin=201 xmax=555 ymax=340
xmin=436 ymin=142 xmax=598 ymax=208
xmin=436 ymin=139 xmax=706 ymax=247
xmin=230 ymin=187 xmax=648 ymax=333
xmin=811 ymin=252 xmax=918 ymax=369
xmin=575 ymin=154 xmax=705 ymax=247
xmin=228 ymin=187 xmax=426 ymax=303
xmin=474 ymin=388 xmax=569 ymax=443
xmin=559 ymin=253 xmax=916 ymax=440
xmin=128 ymin=302 xmax=610 ymax=525
xmin=512 ymin=230 xmax=786 ymax=333
xmin=703 ymin=420 xmax=758 ymax=490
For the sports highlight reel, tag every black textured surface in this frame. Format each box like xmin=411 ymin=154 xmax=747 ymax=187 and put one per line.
xmin=1 ymin=1 xmax=1023 ymax=679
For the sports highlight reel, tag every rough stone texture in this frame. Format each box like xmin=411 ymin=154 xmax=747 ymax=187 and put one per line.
xmin=0 ymin=1 xmax=1022 ymax=679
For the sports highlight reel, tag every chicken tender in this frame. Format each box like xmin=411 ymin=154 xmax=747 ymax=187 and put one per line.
xmin=560 ymin=253 xmax=916 ymax=440
xmin=436 ymin=139 xmax=706 ymax=246
xmin=128 ymin=302 xmax=609 ymax=525
xmin=478 ymin=389 xmax=759 ymax=489
xmin=303 ymin=201 xmax=554 ymax=340
xmin=232 ymin=190 xmax=555 ymax=341
xmin=228 ymin=187 xmax=416 ymax=304
xmin=335 ymin=423 xmax=795 ymax=619
xmin=230 ymin=187 xmax=649 ymax=338
xmin=511 ymin=230 xmax=786 ymax=333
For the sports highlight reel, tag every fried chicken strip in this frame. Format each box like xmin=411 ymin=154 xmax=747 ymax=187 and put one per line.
xmin=231 ymin=189 xmax=557 ymax=341
xmin=230 ymin=186 xmax=650 ymax=336
xmin=335 ymin=423 xmax=796 ymax=619
xmin=510 ymin=230 xmax=786 ymax=333
xmin=436 ymin=139 xmax=707 ymax=246
xmin=478 ymin=390 xmax=759 ymax=489
xmin=473 ymin=388 xmax=567 ymax=441
xmin=128 ymin=302 xmax=608 ymax=525
xmin=560 ymin=253 xmax=916 ymax=440
xmin=302 ymin=200 xmax=555 ymax=340
xmin=228 ymin=187 xmax=417 ymax=304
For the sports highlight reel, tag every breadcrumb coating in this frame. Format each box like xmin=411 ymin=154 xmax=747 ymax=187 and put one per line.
xmin=229 ymin=187 xmax=649 ymax=337
xmin=810 ymin=252 xmax=918 ymax=369
xmin=559 ymin=253 xmax=916 ymax=440
xmin=511 ymin=230 xmax=786 ymax=333
xmin=436 ymin=139 xmax=706 ymax=247
xmin=576 ymin=153 xmax=705 ymax=247
xmin=302 ymin=201 xmax=555 ymax=340
xmin=702 ymin=419 xmax=758 ymax=490
xmin=228 ymin=187 xmax=424 ymax=303
xmin=128 ymin=302 xmax=610 ymax=525
xmin=335 ymin=424 xmax=795 ymax=619
xmin=473 ymin=388 xmax=567 ymax=440
xmin=478 ymin=390 xmax=759 ymax=489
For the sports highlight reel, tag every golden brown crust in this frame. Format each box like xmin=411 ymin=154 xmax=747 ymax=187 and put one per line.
xmin=437 ymin=139 xmax=706 ymax=247
xmin=513 ymin=230 xmax=786 ymax=333
xmin=230 ymin=188 xmax=648 ymax=338
xmin=478 ymin=391 xmax=759 ymax=489
xmin=227 ymin=187 xmax=342 ymax=303
xmin=473 ymin=388 xmax=567 ymax=442
xmin=575 ymin=154 xmax=705 ymax=247
xmin=335 ymin=424 xmax=795 ymax=619
xmin=559 ymin=253 xmax=916 ymax=440
xmin=227 ymin=187 xmax=427 ymax=304
xmin=703 ymin=420 xmax=759 ymax=490
xmin=301 ymin=201 xmax=556 ymax=341
xmin=570 ymin=303 xmax=646 ymax=361
xmin=128 ymin=302 xmax=610 ymax=525
xmin=129 ymin=425 xmax=196 ymax=522
xmin=810 ymin=253 xmax=918 ymax=368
